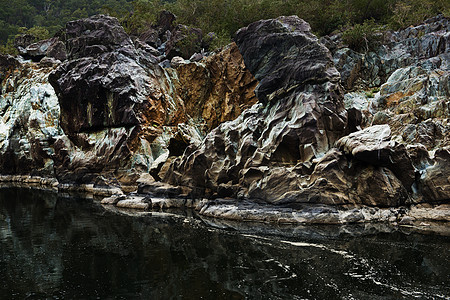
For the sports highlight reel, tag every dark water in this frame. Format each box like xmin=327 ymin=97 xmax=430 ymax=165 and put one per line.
xmin=0 ymin=188 xmax=449 ymax=299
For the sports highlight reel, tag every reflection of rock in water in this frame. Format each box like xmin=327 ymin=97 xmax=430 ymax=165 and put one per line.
xmin=0 ymin=188 xmax=449 ymax=299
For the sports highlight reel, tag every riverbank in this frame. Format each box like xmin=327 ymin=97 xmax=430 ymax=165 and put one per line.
xmin=1 ymin=175 xmax=448 ymax=227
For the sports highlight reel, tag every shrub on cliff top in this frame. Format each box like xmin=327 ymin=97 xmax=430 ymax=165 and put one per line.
xmin=342 ymin=19 xmax=381 ymax=52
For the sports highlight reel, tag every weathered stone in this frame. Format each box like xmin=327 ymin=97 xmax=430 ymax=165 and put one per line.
xmin=46 ymin=15 xmax=181 ymax=185
xmin=46 ymin=40 xmax=67 ymax=61
xmin=170 ymin=56 xmax=187 ymax=68
xmin=101 ymin=194 xmax=125 ymax=205
xmin=0 ymin=13 xmax=449 ymax=224
xmin=137 ymin=181 xmax=182 ymax=198
xmin=49 ymin=16 xmax=169 ymax=135
xmin=39 ymin=57 xmax=60 ymax=68
xmin=20 ymin=38 xmax=64 ymax=62
xmin=172 ymin=42 xmax=258 ymax=131
xmin=166 ymin=16 xmax=348 ymax=203
xmin=0 ymin=55 xmax=19 ymax=87
xmin=14 ymin=34 xmax=36 ymax=52
xmin=271 ymin=149 xmax=409 ymax=207
xmin=235 ymin=16 xmax=341 ymax=104
xmin=337 ymin=124 xmax=393 ymax=161
xmin=421 ymin=149 xmax=450 ymax=202
xmin=337 ymin=125 xmax=415 ymax=191
xmin=0 ymin=62 xmax=62 ymax=177
xmin=65 ymin=15 xmax=133 ymax=59
xmin=116 ymin=196 xmax=151 ymax=210
xmin=44 ymin=15 xmax=259 ymax=188
xmin=138 ymin=28 xmax=161 ymax=48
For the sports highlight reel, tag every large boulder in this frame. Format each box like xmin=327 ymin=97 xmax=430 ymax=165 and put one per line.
xmin=48 ymin=15 xmax=179 ymax=185
xmin=260 ymin=149 xmax=408 ymax=207
xmin=19 ymin=38 xmax=67 ymax=62
xmin=14 ymin=34 xmax=36 ymax=52
xmin=49 ymin=15 xmax=168 ymax=135
xmin=336 ymin=124 xmax=416 ymax=191
xmin=165 ymin=16 xmax=349 ymax=201
xmin=235 ymin=16 xmax=340 ymax=104
xmin=421 ymin=148 xmax=450 ymax=202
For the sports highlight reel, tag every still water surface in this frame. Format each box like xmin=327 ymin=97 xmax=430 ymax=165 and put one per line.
xmin=0 ymin=188 xmax=449 ymax=299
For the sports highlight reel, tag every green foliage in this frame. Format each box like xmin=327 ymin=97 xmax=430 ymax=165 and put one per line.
xmin=208 ymin=30 xmax=231 ymax=51
xmin=0 ymin=0 xmax=449 ymax=52
xmin=19 ymin=26 xmax=51 ymax=41
xmin=119 ymin=0 xmax=163 ymax=35
xmin=0 ymin=0 xmax=135 ymax=45
xmin=388 ymin=0 xmax=449 ymax=30
xmin=365 ymin=87 xmax=379 ymax=98
xmin=342 ymin=19 xmax=381 ymax=52
xmin=0 ymin=37 xmax=18 ymax=55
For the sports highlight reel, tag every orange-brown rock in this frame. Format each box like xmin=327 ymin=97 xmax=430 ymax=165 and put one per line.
xmin=172 ymin=42 xmax=258 ymax=131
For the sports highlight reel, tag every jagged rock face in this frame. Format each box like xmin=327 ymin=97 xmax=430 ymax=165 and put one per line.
xmin=138 ymin=10 xmax=177 ymax=48
xmin=29 ymin=15 xmax=257 ymax=187
xmin=421 ymin=149 xmax=450 ymax=201
xmin=336 ymin=125 xmax=415 ymax=192
xmin=0 ymin=55 xmax=20 ymax=89
xmin=164 ymin=16 xmax=448 ymax=207
xmin=373 ymin=62 xmax=450 ymax=150
xmin=49 ymin=15 xmax=167 ymax=135
xmin=235 ymin=17 xmax=341 ymax=104
xmin=165 ymin=16 xmax=349 ymax=201
xmin=252 ymin=149 xmax=408 ymax=207
xmin=47 ymin=15 xmax=175 ymax=185
xmin=0 ymin=61 xmax=63 ymax=176
xmin=18 ymin=38 xmax=67 ymax=62
xmin=1 ymin=13 xmax=448 ymax=215
xmin=332 ymin=16 xmax=450 ymax=205
xmin=14 ymin=34 xmax=36 ymax=51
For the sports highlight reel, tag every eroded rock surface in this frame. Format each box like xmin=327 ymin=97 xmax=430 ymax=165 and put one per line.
xmin=0 ymin=61 xmax=62 ymax=176
xmin=172 ymin=42 xmax=258 ymax=131
xmin=165 ymin=16 xmax=349 ymax=201
xmin=1 ymin=15 xmax=258 ymax=191
xmin=164 ymin=15 xmax=449 ymax=215
xmin=0 ymin=14 xmax=448 ymax=224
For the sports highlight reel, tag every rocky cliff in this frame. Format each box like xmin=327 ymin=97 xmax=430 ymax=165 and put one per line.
xmin=0 ymin=14 xmax=448 ymax=224
xmin=0 ymin=15 xmax=257 ymax=193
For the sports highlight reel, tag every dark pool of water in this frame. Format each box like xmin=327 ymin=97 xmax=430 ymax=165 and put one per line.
xmin=0 ymin=188 xmax=449 ymax=299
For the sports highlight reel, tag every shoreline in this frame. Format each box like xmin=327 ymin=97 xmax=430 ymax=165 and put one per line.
xmin=1 ymin=175 xmax=448 ymax=229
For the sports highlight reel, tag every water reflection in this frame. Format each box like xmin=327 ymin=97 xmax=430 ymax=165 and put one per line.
xmin=0 ymin=188 xmax=449 ymax=299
